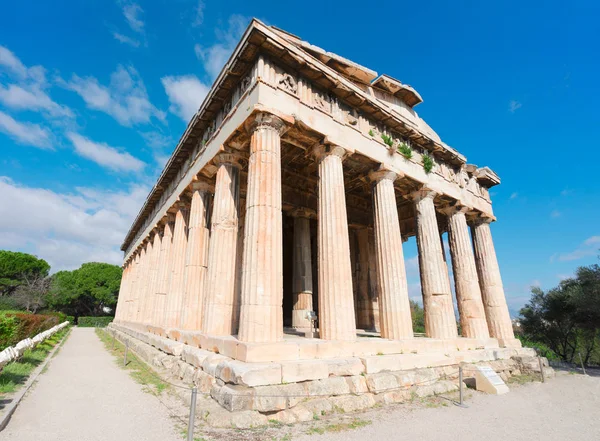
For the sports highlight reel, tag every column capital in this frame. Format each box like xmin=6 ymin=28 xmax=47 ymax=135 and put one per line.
xmin=369 ymin=167 xmax=402 ymax=183
xmin=471 ymin=214 xmax=496 ymax=226
xmin=289 ymin=207 xmax=316 ymax=219
xmin=439 ymin=203 xmax=472 ymax=216
xmin=213 ymin=152 xmax=245 ymax=169
xmin=311 ymin=143 xmax=349 ymax=163
xmin=409 ymin=186 xmax=438 ymax=202
xmin=245 ymin=111 xmax=288 ymax=136
xmin=190 ymin=180 xmax=212 ymax=193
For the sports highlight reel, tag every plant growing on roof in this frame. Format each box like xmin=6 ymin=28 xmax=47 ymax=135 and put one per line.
xmin=397 ymin=142 xmax=412 ymax=159
xmin=422 ymin=153 xmax=434 ymax=174
xmin=368 ymin=129 xmax=375 ymax=137
xmin=380 ymin=133 xmax=394 ymax=148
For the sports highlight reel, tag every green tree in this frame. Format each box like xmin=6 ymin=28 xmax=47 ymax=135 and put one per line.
xmin=0 ymin=250 xmax=50 ymax=296
xmin=47 ymin=262 xmax=122 ymax=319
xmin=410 ymin=300 xmax=425 ymax=333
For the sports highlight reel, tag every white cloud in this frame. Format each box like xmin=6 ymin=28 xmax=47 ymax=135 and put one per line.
xmin=555 ymin=235 xmax=600 ymax=262
xmin=67 ymin=132 xmax=145 ymax=172
xmin=551 ymin=210 xmax=561 ymax=218
xmin=0 ymin=83 xmax=73 ymax=118
xmin=122 ymin=2 xmax=144 ymax=33
xmin=194 ymin=14 xmax=249 ymax=80
xmin=0 ymin=111 xmax=52 ymax=149
xmin=60 ymin=65 xmax=165 ymax=126
xmin=510 ymin=192 xmax=518 ymax=200
xmin=161 ymin=75 xmax=209 ymax=121
xmin=509 ymin=100 xmax=522 ymax=113
xmin=192 ymin=0 xmax=205 ymax=27
xmin=0 ymin=177 xmax=149 ymax=271
xmin=0 ymin=45 xmax=28 ymax=78
xmin=112 ymin=32 xmax=141 ymax=48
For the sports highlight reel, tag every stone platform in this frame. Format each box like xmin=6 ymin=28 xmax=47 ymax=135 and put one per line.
xmin=108 ymin=322 xmax=548 ymax=427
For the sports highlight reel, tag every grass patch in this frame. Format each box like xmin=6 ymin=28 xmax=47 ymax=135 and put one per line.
xmin=95 ymin=329 xmax=168 ymax=395
xmin=0 ymin=327 xmax=70 ymax=396
xmin=507 ymin=373 xmax=539 ymax=385
xmin=307 ymin=418 xmax=371 ymax=435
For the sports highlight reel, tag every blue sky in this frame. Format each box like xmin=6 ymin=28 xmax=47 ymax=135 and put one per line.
xmin=0 ymin=0 xmax=598 ymax=315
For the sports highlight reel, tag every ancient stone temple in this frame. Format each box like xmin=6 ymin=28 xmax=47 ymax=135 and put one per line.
xmin=110 ymin=20 xmax=540 ymax=424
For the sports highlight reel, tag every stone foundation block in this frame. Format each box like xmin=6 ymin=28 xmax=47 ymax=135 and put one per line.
xmin=230 ymin=410 xmax=268 ymax=429
xmin=202 ymin=353 xmax=231 ymax=376
xmin=148 ymin=334 xmax=184 ymax=356
xmin=281 ymin=360 xmax=329 ymax=383
xmin=325 ymin=357 xmax=365 ymax=376
xmin=253 ymin=383 xmax=305 ymax=411
xmin=237 ymin=341 xmax=300 ymax=363
xmin=211 ymin=384 xmax=254 ymax=412
xmin=414 ymin=380 xmax=458 ymax=397
xmin=193 ymin=370 xmax=216 ymax=392
xmin=181 ymin=346 xmax=212 ymax=367
xmin=330 ymin=394 xmax=376 ymax=413
xmin=361 ymin=353 xmax=456 ymax=374
xmin=345 ymin=376 xmax=369 ymax=394
xmin=305 ymin=377 xmax=351 ymax=397
xmin=301 ymin=398 xmax=333 ymax=416
xmin=289 ymin=405 xmax=314 ymax=422
xmin=215 ymin=360 xmax=282 ymax=387
xmin=365 ymin=372 xmax=399 ymax=393
xmin=374 ymin=389 xmax=411 ymax=404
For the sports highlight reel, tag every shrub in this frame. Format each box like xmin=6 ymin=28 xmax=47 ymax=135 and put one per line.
xmin=397 ymin=142 xmax=412 ymax=159
xmin=380 ymin=133 xmax=394 ymax=148
xmin=422 ymin=153 xmax=434 ymax=174
xmin=66 ymin=316 xmax=75 ymax=324
xmin=0 ymin=312 xmax=59 ymax=350
xmin=77 ymin=316 xmax=113 ymax=328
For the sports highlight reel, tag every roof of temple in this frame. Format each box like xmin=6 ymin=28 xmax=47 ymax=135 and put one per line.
xmin=120 ymin=18 xmax=496 ymax=253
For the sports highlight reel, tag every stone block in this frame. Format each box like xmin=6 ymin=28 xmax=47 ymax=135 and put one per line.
xmin=302 ymin=398 xmax=333 ymax=416
xmin=471 ymin=365 xmax=509 ymax=395
xmin=230 ymin=411 xmax=268 ymax=429
xmin=202 ymin=353 xmax=231 ymax=376
xmin=365 ymin=372 xmax=399 ymax=393
xmin=269 ymin=409 xmax=297 ymax=424
xmin=181 ymin=346 xmax=212 ymax=368
xmin=221 ymin=338 xmax=239 ymax=359
xmin=281 ymin=360 xmax=329 ymax=383
xmin=211 ymin=384 xmax=254 ymax=412
xmin=290 ymin=405 xmax=314 ymax=422
xmin=253 ymin=383 xmax=306 ymax=411
xmin=361 ymin=353 xmax=456 ymax=374
xmin=193 ymin=369 xmax=215 ymax=392
xmin=215 ymin=359 xmax=282 ymax=387
xmin=237 ymin=341 xmax=300 ymax=362
xmin=375 ymin=389 xmax=411 ymax=404
xmin=305 ymin=377 xmax=350 ymax=397
xmin=345 ymin=376 xmax=369 ymax=394
xmin=324 ymin=357 xmax=365 ymax=376
xmin=330 ymin=394 xmax=376 ymax=413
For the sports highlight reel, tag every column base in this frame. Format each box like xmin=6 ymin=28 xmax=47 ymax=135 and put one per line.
xmin=292 ymin=309 xmax=313 ymax=329
xmin=497 ymin=337 xmax=522 ymax=348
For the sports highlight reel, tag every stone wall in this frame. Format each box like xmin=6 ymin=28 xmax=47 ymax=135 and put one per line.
xmin=108 ymin=323 xmax=553 ymax=428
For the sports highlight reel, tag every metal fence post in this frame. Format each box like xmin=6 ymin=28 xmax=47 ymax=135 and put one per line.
xmin=456 ymin=365 xmax=468 ymax=408
xmin=538 ymin=356 xmax=545 ymax=383
xmin=123 ymin=341 xmax=129 ymax=366
xmin=187 ymin=387 xmax=198 ymax=441
xmin=578 ymin=352 xmax=587 ymax=376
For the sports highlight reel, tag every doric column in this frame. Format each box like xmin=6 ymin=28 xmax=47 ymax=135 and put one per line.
xmin=154 ymin=214 xmax=175 ymax=327
xmin=203 ymin=153 xmax=241 ymax=336
xmin=238 ymin=113 xmax=286 ymax=343
xmin=314 ymin=144 xmax=356 ymax=341
xmin=138 ymin=239 xmax=153 ymax=323
xmin=180 ymin=181 xmax=212 ymax=330
xmin=128 ymin=251 xmax=140 ymax=322
xmin=291 ymin=208 xmax=315 ymax=329
xmin=115 ymin=261 xmax=130 ymax=322
xmin=443 ymin=205 xmax=490 ymax=339
xmin=412 ymin=188 xmax=458 ymax=339
xmin=370 ymin=170 xmax=414 ymax=339
xmin=165 ymin=201 xmax=189 ymax=329
xmin=471 ymin=217 xmax=516 ymax=343
xmin=143 ymin=229 xmax=162 ymax=324
xmin=367 ymin=228 xmax=381 ymax=332
xmin=355 ymin=227 xmax=371 ymax=329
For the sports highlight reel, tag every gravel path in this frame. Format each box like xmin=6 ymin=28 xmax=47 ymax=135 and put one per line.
xmin=0 ymin=327 xmax=182 ymax=441
xmin=294 ymin=371 xmax=600 ymax=441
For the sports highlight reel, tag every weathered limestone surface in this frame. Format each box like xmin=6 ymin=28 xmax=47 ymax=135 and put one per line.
xmin=371 ymin=170 xmax=413 ymax=339
xmin=165 ymin=203 xmax=189 ymax=328
xmin=291 ymin=210 xmax=313 ymax=328
xmin=315 ymin=145 xmax=356 ymax=341
xmin=203 ymin=155 xmax=241 ymax=336
xmin=445 ymin=206 xmax=490 ymax=339
xmin=367 ymin=228 xmax=381 ymax=332
xmin=154 ymin=215 xmax=174 ymax=327
xmin=143 ymin=230 xmax=161 ymax=324
xmin=471 ymin=218 xmax=516 ymax=343
xmin=413 ymin=188 xmax=458 ymax=339
xmin=355 ymin=228 xmax=371 ymax=329
xmin=180 ymin=182 xmax=211 ymax=330
xmin=239 ymin=113 xmax=286 ymax=343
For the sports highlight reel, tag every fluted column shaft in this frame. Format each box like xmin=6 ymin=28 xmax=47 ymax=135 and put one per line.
xmin=203 ymin=156 xmax=241 ymax=335
xmin=444 ymin=208 xmax=490 ymax=338
xmin=138 ymin=241 xmax=153 ymax=323
xmin=143 ymin=230 xmax=161 ymax=324
xmin=291 ymin=211 xmax=313 ymax=328
xmin=413 ymin=189 xmax=458 ymax=339
xmin=165 ymin=203 xmax=189 ymax=328
xmin=238 ymin=113 xmax=285 ymax=343
xmin=181 ymin=183 xmax=211 ymax=330
xmin=367 ymin=228 xmax=381 ymax=332
xmin=155 ymin=216 xmax=174 ymax=327
xmin=316 ymin=145 xmax=356 ymax=341
xmin=128 ymin=253 xmax=140 ymax=322
xmin=115 ymin=262 xmax=130 ymax=321
xmin=355 ymin=228 xmax=371 ymax=329
xmin=372 ymin=171 xmax=413 ymax=339
xmin=471 ymin=219 xmax=515 ymax=341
